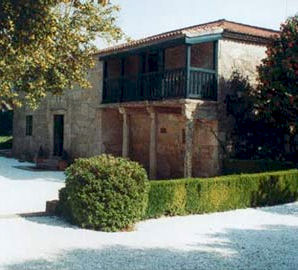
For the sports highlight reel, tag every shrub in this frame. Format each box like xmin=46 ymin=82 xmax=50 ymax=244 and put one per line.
xmin=223 ymin=159 xmax=296 ymax=174
xmin=58 ymin=154 xmax=149 ymax=232
xmin=146 ymin=170 xmax=298 ymax=218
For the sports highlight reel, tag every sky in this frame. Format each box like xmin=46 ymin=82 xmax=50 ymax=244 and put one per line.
xmin=96 ymin=0 xmax=298 ymax=48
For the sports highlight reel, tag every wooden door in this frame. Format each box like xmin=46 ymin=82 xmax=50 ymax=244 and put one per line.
xmin=53 ymin=115 xmax=64 ymax=156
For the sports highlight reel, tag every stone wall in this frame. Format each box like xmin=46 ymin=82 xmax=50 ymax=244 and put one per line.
xmin=130 ymin=112 xmax=150 ymax=172
xmin=13 ymin=56 xmax=103 ymax=160
xmin=218 ymin=39 xmax=266 ymax=87
xmin=164 ymin=45 xmax=186 ymax=70
xmin=191 ymin=42 xmax=214 ymax=70
xmin=192 ymin=119 xmax=219 ymax=177
xmin=156 ymin=113 xmax=185 ymax=179
xmin=13 ymin=103 xmax=51 ymax=160
xmin=101 ymin=108 xmax=122 ymax=157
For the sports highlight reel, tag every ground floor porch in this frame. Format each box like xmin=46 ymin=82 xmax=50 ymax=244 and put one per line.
xmin=99 ymin=99 xmax=220 ymax=179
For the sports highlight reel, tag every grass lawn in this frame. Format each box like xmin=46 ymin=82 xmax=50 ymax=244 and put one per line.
xmin=0 ymin=136 xmax=12 ymax=149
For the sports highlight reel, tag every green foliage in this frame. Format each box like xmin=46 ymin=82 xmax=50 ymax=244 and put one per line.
xmin=0 ymin=0 xmax=124 ymax=108
xmin=254 ymin=16 xmax=297 ymax=153
xmin=0 ymin=136 xmax=12 ymax=149
xmin=223 ymin=159 xmax=296 ymax=174
xmin=146 ymin=170 xmax=298 ymax=218
xmin=225 ymin=17 xmax=298 ymax=161
xmin=225 ymin=71 xmax=266 ymax=158
xmin=58 ymin=155 xmax=149 ymax=232
xmin=226 ymin=65 xmax=297 ymax=161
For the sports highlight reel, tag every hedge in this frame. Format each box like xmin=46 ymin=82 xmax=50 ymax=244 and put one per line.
xmin=146 ymin=169 xmax=298 ymax=218
xmin=223 ymin=159 xmax=296 ymax=174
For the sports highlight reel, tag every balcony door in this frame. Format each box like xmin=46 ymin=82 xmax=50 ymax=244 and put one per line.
xmin=53 ymin=114 xmax=64 ymax=156
xmin=140 ymin=50 xmax=164 ymax=99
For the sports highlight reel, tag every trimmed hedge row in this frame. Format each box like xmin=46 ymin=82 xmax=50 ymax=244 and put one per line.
xmin=223 ymin=159 xmax=296 ymax=174
xmin=146 ymin=170 xmax=298 ymax=218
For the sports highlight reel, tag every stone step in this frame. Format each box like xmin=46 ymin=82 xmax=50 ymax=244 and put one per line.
xmin=36 ymin=158 xmax=60 ymax=170
xmin=0 ymin=149 xmax=12 ymax=158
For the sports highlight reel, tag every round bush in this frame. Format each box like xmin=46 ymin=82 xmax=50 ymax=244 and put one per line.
xmin=58 ymin=154 xmax=149 ymax=232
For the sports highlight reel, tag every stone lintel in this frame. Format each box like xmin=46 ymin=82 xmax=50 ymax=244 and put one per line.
xmin=98 ymin=99 xmax=188 ymax=109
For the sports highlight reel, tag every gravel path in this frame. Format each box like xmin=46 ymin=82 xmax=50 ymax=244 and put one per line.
xmin=0 ymin=157 xmax=64 ymax=215
xmin=0 ymin=157 xmax=297 ymax=269
xmin=0 ymin=202 xmax=297 ymax=270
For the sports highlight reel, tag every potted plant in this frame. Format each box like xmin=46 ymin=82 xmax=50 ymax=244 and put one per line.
xmin=35 ymin=146 xmax=46 ymax=166
xmin=58 ymin=150 xmax=70 ymax=171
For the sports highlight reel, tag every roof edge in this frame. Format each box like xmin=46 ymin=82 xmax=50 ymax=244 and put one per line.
xmin=97 ymin=19 xmax=280 ymax=56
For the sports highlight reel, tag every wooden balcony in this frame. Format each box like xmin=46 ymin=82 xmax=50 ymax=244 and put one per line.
xmin=102 ymin=68 xmax=217 ymax=103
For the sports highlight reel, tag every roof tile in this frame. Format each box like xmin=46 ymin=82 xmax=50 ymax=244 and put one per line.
xmin=99 ymin=19 xmax=279 ymax=56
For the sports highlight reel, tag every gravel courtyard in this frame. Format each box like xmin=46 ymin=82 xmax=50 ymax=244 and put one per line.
xmin=0 ymin=157 xmax=64 ymax=215
xmin=0 ymin=157 xmax=297 ymax=270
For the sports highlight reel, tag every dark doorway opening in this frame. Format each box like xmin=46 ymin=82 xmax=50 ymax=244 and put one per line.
xmin=147 ymin=51 xmax=159 ymax=73
xmin=53 ymin=115 xmax=64 ymax=156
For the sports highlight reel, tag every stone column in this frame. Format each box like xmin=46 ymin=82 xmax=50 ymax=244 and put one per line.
xmin=147 ymin=107 xmax=157 ymax=180
xmin=97 ymin=108 xmax=104 ymax=155
xmin=183 ymin=104 xmax=196 ymax=178
xmin=119 ymin=107 xmax=130 ymax=158
xmin=184 ymin=119 xmax=194 ymax=178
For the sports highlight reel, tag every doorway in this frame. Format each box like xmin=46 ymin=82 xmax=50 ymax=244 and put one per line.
xmin=53 ymin=115 xmax=64 ymax=156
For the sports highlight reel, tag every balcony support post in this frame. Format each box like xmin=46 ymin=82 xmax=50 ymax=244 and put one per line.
xmin=147 ymin=107 xmax=157 ymax=180
xmin=119 ymin=107 xmax=130 ymax=158
xmin=102 ymin=60 xmax=108 ymax=102
xmin=185 ymin=45 xmax=192 ymax=98
xmin=214 ymin=40 xmax=219 ymax=100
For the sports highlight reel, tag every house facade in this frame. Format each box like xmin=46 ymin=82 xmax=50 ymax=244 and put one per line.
xmin=12 ymin=20 xmax=279 ymax=179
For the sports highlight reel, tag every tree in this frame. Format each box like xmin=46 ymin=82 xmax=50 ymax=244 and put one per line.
xmin=254 ymin=15 xmax=298 ymax=155
xmin=0 ymin=0 xmax=123 ymax=108
xmin=224 ymin=71 xmax=279 ymax=160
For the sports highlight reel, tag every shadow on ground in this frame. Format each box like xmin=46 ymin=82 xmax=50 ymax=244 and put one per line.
xmin=3 ymin=223 xmax=298 ymax=270
xmin=0 ymin=157 xmax=64 ymax=183
xmin=24 ymin=216 xmax=78 ymax=229
xmin=259 ymin=203 xmax=298 ymax=217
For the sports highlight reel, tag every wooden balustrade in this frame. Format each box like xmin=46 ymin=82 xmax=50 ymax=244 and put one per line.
xmin=102 ymin=68 xmax=217 ymax=103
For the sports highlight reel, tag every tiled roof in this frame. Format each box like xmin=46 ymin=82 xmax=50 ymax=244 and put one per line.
xmin=99 ymin=19 xmax=279 ymax=56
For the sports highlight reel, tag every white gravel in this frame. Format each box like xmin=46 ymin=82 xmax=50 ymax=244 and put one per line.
xmin=0 ymin=204 xmax=297 ymax=269
xmin=0 ymin=157 xmax=64 ymax=215
xmin=0 ymin=157 xmax=297 ymax=269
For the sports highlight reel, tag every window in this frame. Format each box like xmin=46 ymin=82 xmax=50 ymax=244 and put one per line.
xmin=25 ymin=115 xmax=33 ymax=136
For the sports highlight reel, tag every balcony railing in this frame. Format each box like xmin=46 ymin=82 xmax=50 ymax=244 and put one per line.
xmin=102 ymin=68 xmax=217 ymax=104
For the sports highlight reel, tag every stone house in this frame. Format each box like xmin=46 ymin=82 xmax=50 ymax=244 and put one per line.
xmin=12 ymin=19 xmax=279 ymax=179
